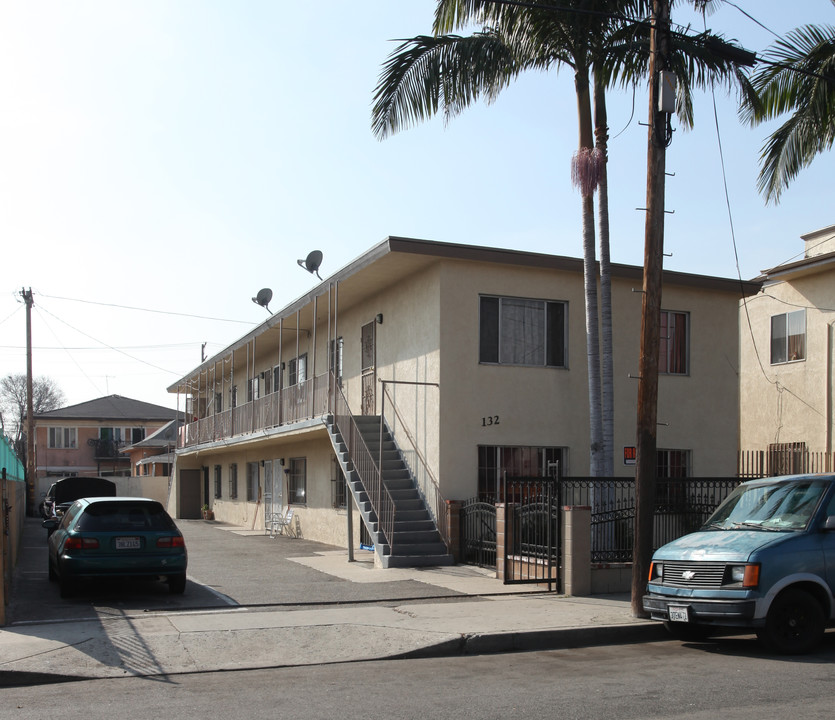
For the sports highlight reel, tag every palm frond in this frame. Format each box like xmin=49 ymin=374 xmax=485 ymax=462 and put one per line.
xmin=740 ymin=22 xmax=835 ymax=201
xmin=371 ymin=32 xmax=522 ymax=139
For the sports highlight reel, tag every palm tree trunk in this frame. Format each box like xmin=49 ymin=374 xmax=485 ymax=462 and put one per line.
xmin=594 ymin=80 xmax=615 ymax=479
xmin=574 ymin=65 xmax=603 ymax=477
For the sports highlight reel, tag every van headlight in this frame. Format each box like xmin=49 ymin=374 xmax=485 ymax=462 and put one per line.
xmin=724 ymin=563 xmax=760 ymax=588
xmin=648 ymin=562 xmax=663 ymax=582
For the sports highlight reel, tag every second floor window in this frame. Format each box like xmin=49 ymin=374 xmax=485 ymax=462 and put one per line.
xmin=660 ymin=310 xmax=688 ymax=375
xmin=288 ymin=354 xmax=307 ymax=386
xmin=771 ymin=309 xmax=806 ymax=364
xmin=48 ymin=427 xmax=77 ymax=449
xmin=479 ymin=296 xmax=566 ymax=368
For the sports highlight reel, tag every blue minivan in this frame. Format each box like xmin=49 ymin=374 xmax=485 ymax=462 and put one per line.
xmin=643 ymin=473 xmax=835 ymax=653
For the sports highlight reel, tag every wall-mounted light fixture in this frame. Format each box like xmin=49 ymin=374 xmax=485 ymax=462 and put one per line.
xmin=376 ymin=313 xmax=383 ymax=325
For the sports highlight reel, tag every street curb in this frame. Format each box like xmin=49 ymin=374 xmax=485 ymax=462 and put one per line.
xmin=393 ymin=623 xmax=667 ymax=660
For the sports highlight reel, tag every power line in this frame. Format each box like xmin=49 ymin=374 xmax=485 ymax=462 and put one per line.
xmin=36 ymin=293 xmax=253 ymax=325
xmin=35 ymin=305 xmax=183 ymax=377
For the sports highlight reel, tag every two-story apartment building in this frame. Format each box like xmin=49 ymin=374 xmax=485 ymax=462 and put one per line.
xmin=169 ymin=237 xmax=759 ymax=566
xmin=739 ymin=224 xmax=835 ymax=474
xmin=33 ymin=395 xmax=181 ymax=503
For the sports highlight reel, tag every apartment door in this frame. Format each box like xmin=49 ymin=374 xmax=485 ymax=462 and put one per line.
xmin=361 ymin=321 xmax=376 ymax=415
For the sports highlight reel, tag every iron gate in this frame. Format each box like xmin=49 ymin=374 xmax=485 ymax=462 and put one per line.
xmin=459 ymin=498 xmax=496 ymax=569
xmin=503 ymin=477 xmax=559 ymax=590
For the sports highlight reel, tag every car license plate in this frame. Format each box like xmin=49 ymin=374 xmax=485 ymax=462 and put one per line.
xmin=115 ymin=536 xmax=141 ymax=550
xmin=668 ymin=605 xmax=689 ymax=623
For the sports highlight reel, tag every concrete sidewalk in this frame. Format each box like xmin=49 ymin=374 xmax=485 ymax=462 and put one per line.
xmin=0 ymin=524 xmax=665 ymax=686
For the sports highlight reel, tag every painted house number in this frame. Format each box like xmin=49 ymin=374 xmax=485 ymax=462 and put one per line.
xmin=481 ymin=416 xmax=500 ymax=427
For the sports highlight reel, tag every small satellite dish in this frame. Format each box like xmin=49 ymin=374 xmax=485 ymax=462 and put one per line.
xmin=252 ymin=288 xmax=273 ymax=312
xmin=297 ymin=250 xmax=323 ymax=281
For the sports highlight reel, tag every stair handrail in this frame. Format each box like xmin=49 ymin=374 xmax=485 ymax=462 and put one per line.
xmin=332 ymin=377 xmax=396 ymax=549
xmin=380 ymin=380 xmax=450 ymax=552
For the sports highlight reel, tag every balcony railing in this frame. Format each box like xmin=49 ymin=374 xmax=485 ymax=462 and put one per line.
xmin=179 ymin=373 xmax=332 ymax=449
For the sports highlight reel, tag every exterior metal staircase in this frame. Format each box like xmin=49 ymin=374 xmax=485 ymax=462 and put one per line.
xmin=327 ymin=414 xmax=453 ymax=568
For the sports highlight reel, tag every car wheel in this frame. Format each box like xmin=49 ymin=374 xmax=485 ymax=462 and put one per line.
xmin=663 ymin=621 xmax=712 ymax=642
xmin=757 ymin=588 xmax=825 ymax=654
xmin=168 ymin=573 xmax=187 ymax=595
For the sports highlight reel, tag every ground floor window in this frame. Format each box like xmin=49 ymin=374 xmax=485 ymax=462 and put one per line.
xmin=477 ymin=445 xmax=567 ymax=501
xmin=246 ymin=462 xmax=259 ymax=502
xmin=331 ymin=456 xmax=347 ymax=508
xmin=288 ymin=457 xmax=306 ymax=504
xmin=214 ymin=465 xmax=222 ymax=499
xmin=229 ymin=463 xmax=238 ymax=499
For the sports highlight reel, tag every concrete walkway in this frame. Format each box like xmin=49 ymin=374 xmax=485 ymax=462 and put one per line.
xmin=0 ymin=521 xmax=665 ymax=686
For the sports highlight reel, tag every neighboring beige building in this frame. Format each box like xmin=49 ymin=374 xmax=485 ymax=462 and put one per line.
xmin=169 ymin=237 xmax=759 ymax=565
xmin=739 ymin=224 xmax=835 ymax=474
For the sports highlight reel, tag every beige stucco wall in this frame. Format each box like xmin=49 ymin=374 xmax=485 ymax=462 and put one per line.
xmin=437 ymin=260 xmax=743 ymax=498
xmin=173 ymin=246 xmax=745 ymax=545
xmin=740 ymin=271 xmax=835 ymax=452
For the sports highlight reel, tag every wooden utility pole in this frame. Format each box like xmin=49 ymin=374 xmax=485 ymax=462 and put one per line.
xmin=22 ymin=288 xmax=36 ymax=517
xmin=632 ymin=0 xmax=671 ymax=617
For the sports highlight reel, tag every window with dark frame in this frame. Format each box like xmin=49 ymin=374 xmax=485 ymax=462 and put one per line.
xmin=330 ymin=337 xmax=344 ymax=387
xmin=48 ymin=427 xmax=78 ymax=449
xmin=479 ymin=296 xmax=566 ymax=368
xmin=331 ymin=456 xmax=347 ymax=508
xmin=246 ymin=462 xmax=259 ymax=502
xmin=229 ymin=463 xmax=238 ymax=499
xmin=288 ymin=457 xmax=307 ymax=504
xmin=214 ymin=465 xmax=222 ymax=499
xmin=288 ymin=354 xmax=308 ymax=386
xmin=771 ymin=309 xmax=806 ymax=364
xmin=477 ymin=445 xmax=566 ymax=501
xmin=659 ymin=310 xmax=689 ymax=375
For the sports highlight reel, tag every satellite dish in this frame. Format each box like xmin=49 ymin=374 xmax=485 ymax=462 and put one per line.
xmin=252 ymin=288 xmax=273 ymax=312
xmin=297 ymin=250 xmax=323 ymax=281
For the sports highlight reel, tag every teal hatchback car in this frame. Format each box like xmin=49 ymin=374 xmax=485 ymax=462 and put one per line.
xmin=43 ymin=497 xmax=188 ymax=598
xmin=643 ymin=474 xmax=835 ymax=654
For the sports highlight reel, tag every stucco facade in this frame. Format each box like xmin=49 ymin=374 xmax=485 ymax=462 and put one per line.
xmin=33 ymin=395 xmax=181 ymax=506
xmin=739 ymin=225 xmax=835 ymax=464
xmin=169 ymin=237 xmax=758 ymax=551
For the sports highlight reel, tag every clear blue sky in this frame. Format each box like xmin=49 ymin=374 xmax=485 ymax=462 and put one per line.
xmin=1 ymin=0 xmax=832 ymax=412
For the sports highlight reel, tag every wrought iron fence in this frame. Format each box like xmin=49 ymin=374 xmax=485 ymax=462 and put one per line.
xmin=461 ymin=477 xmax=743 ymax=568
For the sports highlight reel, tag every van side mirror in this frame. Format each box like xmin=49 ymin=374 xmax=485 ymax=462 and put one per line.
xmin=825 ymin=516 xmax=835 ymax=531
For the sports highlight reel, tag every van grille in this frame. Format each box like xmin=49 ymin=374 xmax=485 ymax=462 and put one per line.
xmin=659 ymin=561 xmax=727 ymax=589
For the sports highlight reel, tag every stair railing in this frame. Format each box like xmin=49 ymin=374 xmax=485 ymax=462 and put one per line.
xmin=380 ymin=380 xmax=449 ymax=551
xmin=332 ymin=377 xmax=396 ymax=548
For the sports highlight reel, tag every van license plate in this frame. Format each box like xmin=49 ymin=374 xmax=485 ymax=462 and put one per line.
xmin=668 ymin=606 xmax=689 ymax=623
xmin=115 ymin=537 xmax=141 ymax=550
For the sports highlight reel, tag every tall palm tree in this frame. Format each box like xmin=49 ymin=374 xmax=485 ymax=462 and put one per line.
xmin=739 ymin=7 xmax=835 ymax=203
xmin=372 ymin=0 xmax=750 ymax=477
xmin=374 ymin=0 xmax=638 ymax=475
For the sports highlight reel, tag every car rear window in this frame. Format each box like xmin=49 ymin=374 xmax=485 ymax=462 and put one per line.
xmin=76 ymin=502 xmax=177 ymax=532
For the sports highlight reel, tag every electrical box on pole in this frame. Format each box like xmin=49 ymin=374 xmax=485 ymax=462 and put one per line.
xmin=658 ymin=71 xmax=677 ymax=114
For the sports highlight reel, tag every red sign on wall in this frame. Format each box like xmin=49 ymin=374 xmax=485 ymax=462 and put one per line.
xmin=623 ymin=446 xmax=637 ymax=466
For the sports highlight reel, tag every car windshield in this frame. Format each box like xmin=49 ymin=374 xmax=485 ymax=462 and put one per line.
xmin=704 ymin=479 xmax=828 ymax=532
xmin=75 ymin=501 xmax=177 ymax=532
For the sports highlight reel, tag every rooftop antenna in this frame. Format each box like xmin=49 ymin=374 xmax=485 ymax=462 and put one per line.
xmin=252 ymin=288 xmax=273 ymax=313
xmin=297 ymin=250 xmax=323 ymax=281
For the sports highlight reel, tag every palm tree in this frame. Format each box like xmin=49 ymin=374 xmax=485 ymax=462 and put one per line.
xmin=372 ymin=0 xmax=750 ymax=479
xmin=374 ymin=0 xmax=640 ymax=476
xmin=739 ymin=8 xmax=835 ymax=203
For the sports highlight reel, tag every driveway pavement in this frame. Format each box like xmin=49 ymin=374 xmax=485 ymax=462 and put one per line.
xmin=1 ymin=517 xmax=663 ymax=686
